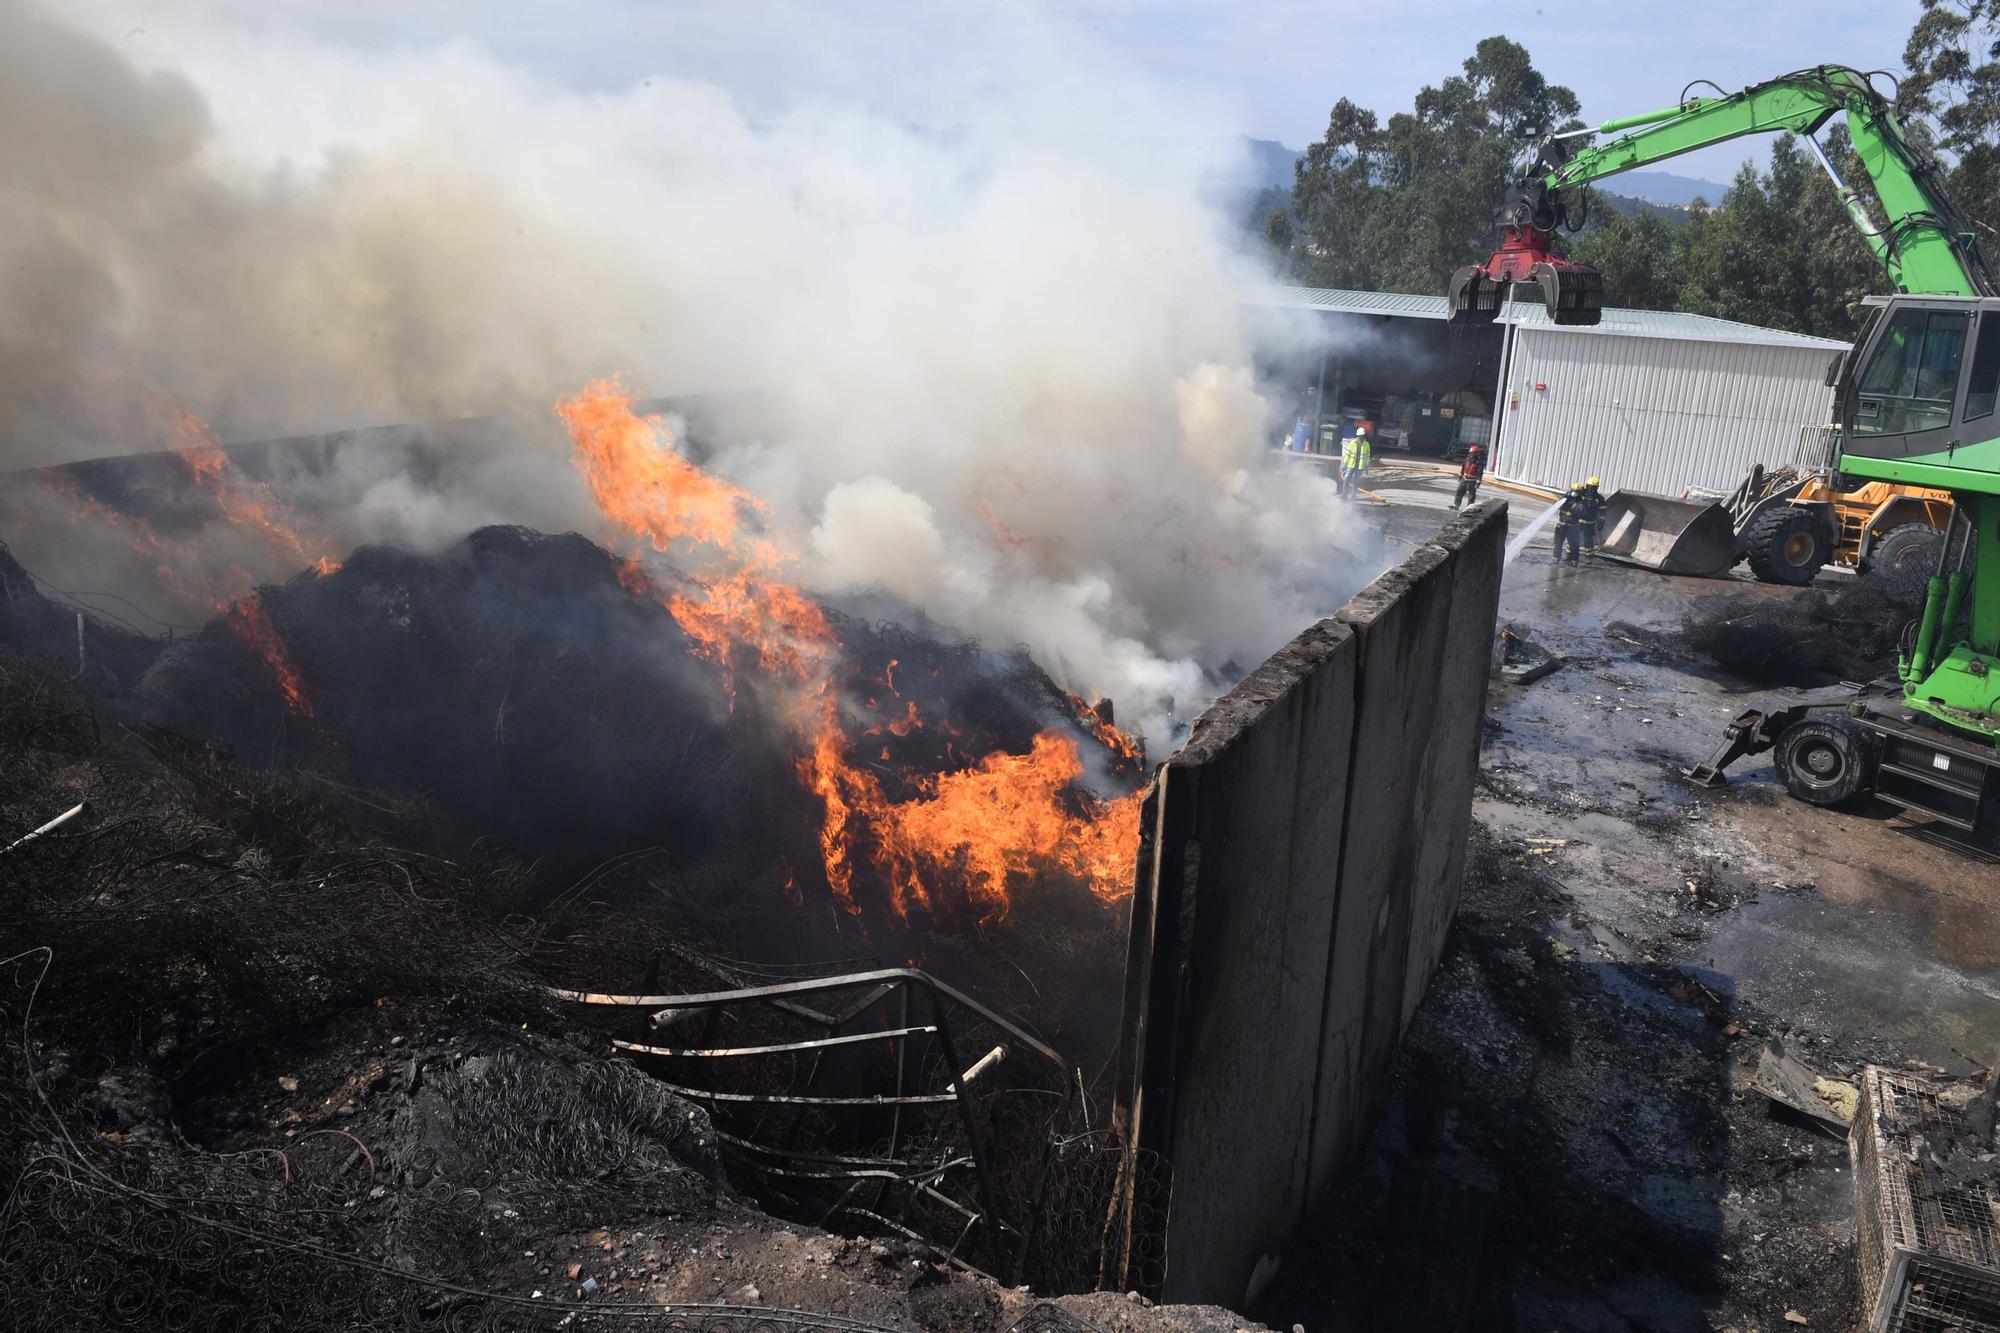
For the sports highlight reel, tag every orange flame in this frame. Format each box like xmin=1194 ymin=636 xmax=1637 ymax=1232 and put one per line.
xmin=888 ymin=701 xmax=923 ymax=737
xmin=555 ymin=377 xmax=1141 ymax=922
xmin=173 ymin=413 xmax=337 ymax=579
xmin=37 ymin=410 xmax=338 ymax=720
xmin=875 ymin=731 xmax=1142 ymax=915
xmin=175 ymin=414 xmax=337 ymax=720
xmin=40 ymin=471 xmax=195 ymax=602
xmin=1070 ymin=694 xmax=1144 ymax=765
xmin=221 ymin=593 xmax=314 ymax=721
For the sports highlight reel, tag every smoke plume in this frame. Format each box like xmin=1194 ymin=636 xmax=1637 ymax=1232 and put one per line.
xmin=1 ymin=0 xmax=1385 ymax=736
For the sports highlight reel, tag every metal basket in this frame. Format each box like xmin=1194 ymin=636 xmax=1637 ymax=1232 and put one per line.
xmin=1852 ymin=1067 xmax=2000 ymax=1332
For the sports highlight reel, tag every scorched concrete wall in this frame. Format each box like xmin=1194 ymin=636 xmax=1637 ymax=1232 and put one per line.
xmin=1111 ymin=500 xmax=1507 ymax=1309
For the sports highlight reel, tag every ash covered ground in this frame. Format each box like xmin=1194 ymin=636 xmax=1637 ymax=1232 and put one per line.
xmin=0 ymin=643 xmax=1248 ymax=1331
xmin=1661 ymin=576 xmax=1928 ymax=689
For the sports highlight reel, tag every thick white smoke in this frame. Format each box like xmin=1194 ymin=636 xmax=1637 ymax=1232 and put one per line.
xmin=4 ymin=0 xmax=1386 ymax=736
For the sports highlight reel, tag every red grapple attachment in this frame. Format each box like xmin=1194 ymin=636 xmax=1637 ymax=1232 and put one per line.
xmin=1447 ymin=227 xmax=1604 ymax=326
xmin=1535 ymin=260 xmax=1603 ymax=324
xmin=1447 ymin=265 xmax=1506 ymax=325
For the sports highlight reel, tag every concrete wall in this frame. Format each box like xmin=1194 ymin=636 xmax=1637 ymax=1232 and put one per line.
xmin=1495 ymin=327 xmax=1841 ymax=497
xmin=1110 ymin=501 xmax=1507 ymax=1309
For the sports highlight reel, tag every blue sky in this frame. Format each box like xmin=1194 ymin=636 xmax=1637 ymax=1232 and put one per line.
xmin=174 ymin=0 xmax=1924 ymax=187
xmin=1085 ymin=0 xmax=1920 ymax=183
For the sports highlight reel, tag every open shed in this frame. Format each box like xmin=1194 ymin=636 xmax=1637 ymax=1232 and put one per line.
xmin=1249 ymin=285 xmax=1850 ymax=496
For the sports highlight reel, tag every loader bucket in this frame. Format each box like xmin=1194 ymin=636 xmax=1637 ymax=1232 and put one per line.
xmin=1594 ymin=490 xmax=1738 ymax=577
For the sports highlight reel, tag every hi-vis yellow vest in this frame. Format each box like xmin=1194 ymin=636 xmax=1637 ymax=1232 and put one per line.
xmin=1342 ymin=435 xmax=1371 ymax=469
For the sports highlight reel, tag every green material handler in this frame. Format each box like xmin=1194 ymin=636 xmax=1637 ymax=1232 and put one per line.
xmin=1447 ymin=67 xmax=2000 ymax=837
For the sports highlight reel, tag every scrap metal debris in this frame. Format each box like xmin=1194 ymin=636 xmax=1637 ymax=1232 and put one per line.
xmin=1753 ymin=1042 xmax=1857 ymax=1135
xmin=1494 ymin=624 xmax=1563 ymax=684
xmin=547 ymin=966 xmax=1126 ymax=1291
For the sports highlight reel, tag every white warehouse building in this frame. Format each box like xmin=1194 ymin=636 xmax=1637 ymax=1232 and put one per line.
xmin=1248 ymin=285 xmax=1850 ymax=497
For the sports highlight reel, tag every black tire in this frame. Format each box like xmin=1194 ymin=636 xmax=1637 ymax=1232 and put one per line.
xmin=1774 ymin=716 xmax=1874 ymax=807
xmin=1866 ymin=522 xmax=1946 ymax=594
xmin=1744 ymin=506 xmax=1830 ymax=586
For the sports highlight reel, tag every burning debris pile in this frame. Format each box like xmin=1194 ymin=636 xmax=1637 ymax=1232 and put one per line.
xmin=0 ymin=380 xmax=1177 ymax=1324
xmin=2 ymin=382 xmax=1148 ymax=940
xmin=554 ymin=379 xmax=1145 ymax=927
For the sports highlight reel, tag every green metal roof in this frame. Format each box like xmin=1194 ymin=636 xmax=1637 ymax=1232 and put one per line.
xmin=1250 ymin=284 xmax=1851 ymax=351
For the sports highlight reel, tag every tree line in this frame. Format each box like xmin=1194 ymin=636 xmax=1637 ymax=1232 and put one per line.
xmin=1267 ymin=3 xmax=2000 ymax=340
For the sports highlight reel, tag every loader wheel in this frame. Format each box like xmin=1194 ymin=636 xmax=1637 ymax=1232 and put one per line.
xmin=1774 ymin=716 xmax=1874 ymax=807
xmin=1744 ymin=507 xmax=1829 ymax=586
xmin=1866 ymin=523 xmax=1945 ymax=594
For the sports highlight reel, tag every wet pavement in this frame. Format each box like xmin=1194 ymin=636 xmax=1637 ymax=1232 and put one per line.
xmin=1253 ymin=466 xmax=2000 ymax=1331
xmin=1485 ymin=515 xmax=2000 ymax=1073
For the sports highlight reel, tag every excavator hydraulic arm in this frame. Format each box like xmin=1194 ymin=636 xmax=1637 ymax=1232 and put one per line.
xmin=1447 ymin=66 xmax=1995 ymax=326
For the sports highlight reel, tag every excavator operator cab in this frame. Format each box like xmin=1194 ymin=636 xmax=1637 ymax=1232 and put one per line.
xmin=1839 ymin=295 xmax=2000 ymax=487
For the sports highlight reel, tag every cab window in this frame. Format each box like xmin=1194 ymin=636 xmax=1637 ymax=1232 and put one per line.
xmin=1852 ymin=307 xmax=1969 ymax=436
xmin=1965 ymin=312 xmax=2000 ymax=420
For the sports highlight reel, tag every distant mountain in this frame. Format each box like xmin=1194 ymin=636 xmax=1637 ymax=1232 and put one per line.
xmin=1593 ymin=190 xmax=1690 ymax=223
xmin=1243 ymin=137 xmax=1304 ymax=192
xmin=1610 ymin=170 xmax=1726 ymax=206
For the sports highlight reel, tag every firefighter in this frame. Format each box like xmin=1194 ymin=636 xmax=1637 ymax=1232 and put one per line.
xmin=1578 ymin=475 xmax=1604 ymax=555
xmin=1452 ymin=444 xmax=1486 ymax=510
xmin=1339 ymin=423 xmax=1373 ymax=498
xmin=1553 ymin=482 xmax=1585 ymax=564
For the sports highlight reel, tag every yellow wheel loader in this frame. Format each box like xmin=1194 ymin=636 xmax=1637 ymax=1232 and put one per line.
xmin=1595 ymin=429 xmax=1956 ymax=588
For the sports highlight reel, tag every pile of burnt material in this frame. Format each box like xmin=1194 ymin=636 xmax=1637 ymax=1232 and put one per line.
xmin=4 ymin=526 xmax=1137 ymax=893
xmin=0 ymin=519 xmax=1145 ymax=1111
xmin=0 ymin=647 xmax=713 ymax=1324
xmin=1677 ymin=576 xmax=1928 ymax=688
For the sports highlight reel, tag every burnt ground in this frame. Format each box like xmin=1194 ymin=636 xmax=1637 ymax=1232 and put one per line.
xmin=1250 ymin=465 xmax=2000 ymax=1332
xmin=0 ymin=646 xmax=1254 ymax=1332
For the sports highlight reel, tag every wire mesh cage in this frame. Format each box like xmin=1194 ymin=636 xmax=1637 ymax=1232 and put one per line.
xmin=548 ymin=965 xmax=1167 ymax=1297
xmin=1851 ymin=1066 xmax=2000 ymax=1333
xmin=1013 ymin=1130 xmax=1167 ymax=1296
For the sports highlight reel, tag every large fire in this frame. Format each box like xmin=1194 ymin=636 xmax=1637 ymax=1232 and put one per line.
xmin=555 ymin=378 xmax=1143 ymax=922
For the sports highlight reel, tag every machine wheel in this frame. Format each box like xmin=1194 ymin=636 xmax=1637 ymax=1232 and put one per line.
xmin=1866 ymin=522 xmax=1945 ymax=594
xmin=1774 ymin=716 xmax=1874 ymax=807
xmin=1744 ymin=507 xmax=1830 ymax=586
